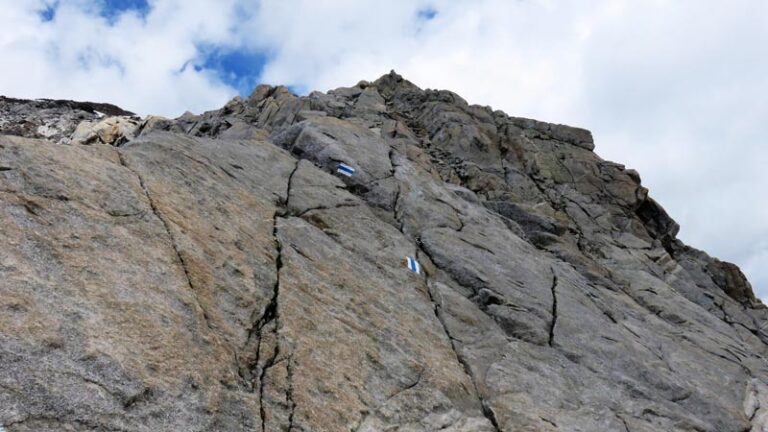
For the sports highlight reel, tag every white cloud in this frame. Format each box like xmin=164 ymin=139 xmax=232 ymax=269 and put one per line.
xmin=0 ymin=0 xmax=239 ymax=115
xmin=0 ymin=0 xmax=765 ymax=297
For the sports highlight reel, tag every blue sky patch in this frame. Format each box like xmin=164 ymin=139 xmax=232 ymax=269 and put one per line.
xmin=100 ymin=0 xmax=150 ymax=22
xmin=39 ymin=0 xmax=150 ymax=23
xmin=417 ymin=7 xmax=438 ymax=21
xmin=194 ymin=46 xmax=271 ymax=96
xmin=39 ymin=2 xmax=58 ymax=22
xmin=287 ymin=84 xmax=308 ymax=96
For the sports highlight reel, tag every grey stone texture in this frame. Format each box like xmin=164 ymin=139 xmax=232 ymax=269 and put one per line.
xmin=1 ymin=71 xmax=766 ymax=431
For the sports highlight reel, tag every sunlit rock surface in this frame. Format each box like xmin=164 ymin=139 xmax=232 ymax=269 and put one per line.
xmin=1 ymin=72 xmax=766 ymax=431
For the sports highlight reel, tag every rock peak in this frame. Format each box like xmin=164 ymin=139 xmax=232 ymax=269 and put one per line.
xmin=0 ymin=75 xmax=765 ymax=432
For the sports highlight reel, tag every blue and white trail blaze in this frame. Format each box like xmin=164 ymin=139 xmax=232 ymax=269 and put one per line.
xmin=406 ymin=256 xmax=420 ymax=274
xmin=336 ymin=163 xmax=355 ymax=177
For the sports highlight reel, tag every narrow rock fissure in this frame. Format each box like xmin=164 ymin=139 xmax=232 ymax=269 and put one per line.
xmin=458 ymin=237 xmax=496 ymax=255
xmin=73 ymin=373 xmax=124 ymax=403
xmin=292 ymin=202 xmax=359 ymax=218
xmin=540 ymin=416 xmax=557 ymax=428
xmin=395 ymin=368 xmax=424 ymax=396
xmin=554 ymin=154 xmax=578 ymax=185
xmin=434 ymin=196 xmax=465 ymax=216
xmin=423 ymin=277 xmax=502 ymax=432
xmin=714 ymin=301 xmax=736 ymax=327
xmin=548 ymin=268 xmax=558 ymax=347
xmin=327 ymin=134 xmax=503 ymax=429
xmin=286 ymin=357 xmax=296 ymax=431
xmin=562 ymin=194 xmax=599 ymax=223
xmin=255 ymin=213 xmax=289 ymax=431
xmin=283 ymin=160 xmax=300 ymax=207
xmin=747 ymin=383 xmax=760 ymax=422
xmin=387 ymin=147 xmax=398 ymax=175
xmin=406 ymin=237 xmax=501 ymax=431
xmin=255 ymin=338 xmax=269 ymax=428
xmin=7 ymin=72 xmax=768 ymax=432
xmin=360 ymin=145 xmax=504 ymax=431
xmin=617 ymin=415 xmax=631 ymax=432
xmin=244 ymin=161 xmax=298 ymax=358
xmin=386 ymin=149 xmax=406 ymax=232
xmin=116 ymin=150 xmax=216 ymax=334
xmin=256 ymin=159 xmax=299 ymax=431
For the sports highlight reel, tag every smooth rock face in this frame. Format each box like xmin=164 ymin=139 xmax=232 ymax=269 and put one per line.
xmin=1 ymin=72 xmax=767 ymax=432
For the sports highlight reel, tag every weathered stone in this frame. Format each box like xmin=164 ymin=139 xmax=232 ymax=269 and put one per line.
xmin=1 ymin=72 xmax=765 ymax=432
xmin=0 ymin=96 xmax=134 ymax=144
xmin=70 ymin=116 xmax=140 ymax=146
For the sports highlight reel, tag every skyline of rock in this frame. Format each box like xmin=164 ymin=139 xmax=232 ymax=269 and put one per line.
xmin=0 ymin=71 xmax=766 ymax=431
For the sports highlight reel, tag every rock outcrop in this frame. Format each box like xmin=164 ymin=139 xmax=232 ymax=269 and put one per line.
xmin=1 ymin=72 xmax=766 ymax=432
xmin=0 ymin=96 xmax=135 ymax=144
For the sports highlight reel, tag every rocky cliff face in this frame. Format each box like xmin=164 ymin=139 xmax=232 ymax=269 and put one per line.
xmin=0 ymin=72 xmax=766 ymax=432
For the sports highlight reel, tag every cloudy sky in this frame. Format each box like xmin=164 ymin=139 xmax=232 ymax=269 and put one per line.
xmin=1 ymin=0 xmax=766 ymax=298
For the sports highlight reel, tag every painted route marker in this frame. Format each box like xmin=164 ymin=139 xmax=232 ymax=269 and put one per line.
xmin=337 ymin=163 xmax=355 ymax=177
xmin=406 ymin=256 xmax=420 ymax=274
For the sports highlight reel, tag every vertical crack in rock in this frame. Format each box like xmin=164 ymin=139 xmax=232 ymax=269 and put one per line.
xmin=258 ymin=213 xmax=282 ymax=431
xmin=393 ymin=183 xmax=404 ymax=231
xmin=254 ymin=216 xmax=283 ymax=431
xmin=617 ymin=415 xmax=631 ymax=432
xmin=116 ymin=150 xmax=216 ymax=334
xmin=388 ymin=147 xmax=397 ymax=176
xmin=254 ymin=214 xmax=290 ymax=431
xmin=387 ymin=148 xmax=405 ymax=232
xmin=6 ymin=75 xmax=767 ymax=432
xmin=283 ymin=160 xmax=300 ymax=208
xmin=414 ymin=244 xmax=501 ymax=431
xmin=265 ymin=224 xmax=297 ymax=432
xmin=424 ymin=276 xmax=502 ymax=432
xmin=286 ymin=357 xmax=296 ymax=431
xmin=548 ymin=267 xmax=559 ymax=348
xmin=371 ymin=143 xmax=503 ymax=431
xmin=257 ymin=159 xmax=299 ymax=431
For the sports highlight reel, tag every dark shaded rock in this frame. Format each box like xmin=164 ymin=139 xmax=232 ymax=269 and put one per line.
xmin=637 ymin=196 xmax=681 ymax=241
